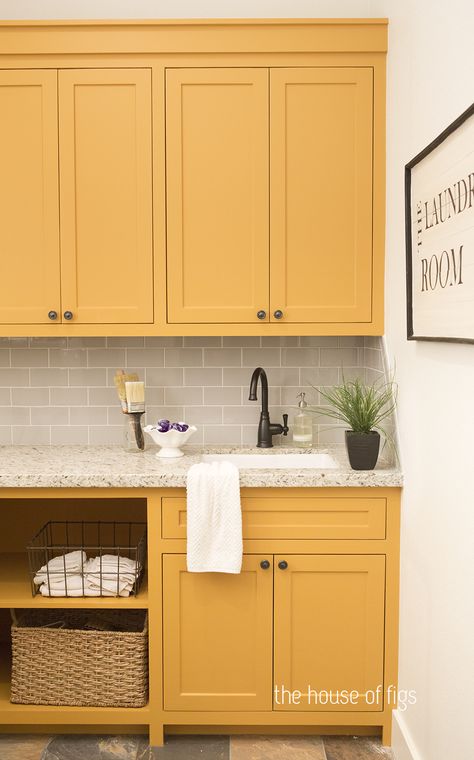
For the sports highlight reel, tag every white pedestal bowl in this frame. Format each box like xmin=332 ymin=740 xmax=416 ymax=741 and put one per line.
xmin=143 ymin=425 xmax=197 ymax=458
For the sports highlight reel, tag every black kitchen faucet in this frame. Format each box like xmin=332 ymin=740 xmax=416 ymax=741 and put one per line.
xmin=248 ymin=367 xmax=289 ymax=448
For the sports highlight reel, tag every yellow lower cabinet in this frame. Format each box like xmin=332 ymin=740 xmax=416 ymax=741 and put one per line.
xmin=274 ymin=554 xmax=386 ymax=712
xmin=162 ymin=554 xmax=273 ymax=711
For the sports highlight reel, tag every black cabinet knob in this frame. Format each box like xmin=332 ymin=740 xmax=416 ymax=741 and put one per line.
xmin=274 ymin=310 xmax=283 ymax=319
xmin=48 ymin=310 xmax=58 ymax=321
xmin=278 ymin=560 xmax=288 ymax=570
xmin=257 ymin=310 xmax=267 ymax=320
xmin=260 ymin=559 xmax=270 ymax=570
xmin=63 ymin=311 xmax=73 ymax=321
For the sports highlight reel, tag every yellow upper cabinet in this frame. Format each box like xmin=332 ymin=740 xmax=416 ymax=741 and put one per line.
xmin=0 ymin=68 xmax=153 ymax=327
xmin=270 ymin=68 xmax=374 ymax=324
xmin=0 ymin=20 xmax=386 ymax=336
xmin=166 ymin=68 xmax=269 ymax=324
xmin=0 ymin=71 xmax=60 ymax=324
xmin=165 ymin=65 xmax=378 ymax=330
xmin=58 ymin=69 xmax=153 ymax=324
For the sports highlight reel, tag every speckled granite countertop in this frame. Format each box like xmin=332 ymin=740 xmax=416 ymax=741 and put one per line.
xmin=0 ymin=445 xmax=402 ymax=489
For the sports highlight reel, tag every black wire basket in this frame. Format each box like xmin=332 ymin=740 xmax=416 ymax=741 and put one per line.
xmin=27 ymin=521 xmax=147 ymax=599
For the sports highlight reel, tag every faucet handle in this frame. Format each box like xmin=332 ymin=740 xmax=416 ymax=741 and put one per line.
xmin=282 ymin=413 xmax=289 ymax=436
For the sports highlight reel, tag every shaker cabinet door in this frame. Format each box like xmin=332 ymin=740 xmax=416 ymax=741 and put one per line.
xmin=0 ymin=70 xmax=60 ymax=324
xmin=58 ymin=69 xmax=153 ymax=324
xmin=166 ymin=68 xmax=270 ymax=324
xmin=163 ymin=554 xmax=273 ymax=711
xmin=274 ymin=554 xmax=385 ymax=711
xmin=270 ymin=68 xmax=374 ymax=324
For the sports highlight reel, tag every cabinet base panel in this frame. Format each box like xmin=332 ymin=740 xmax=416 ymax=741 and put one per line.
xmin=167 ymin=725 xmax=381 ymax=736
xmin=0 ymin=726 xmax=148 ymax=735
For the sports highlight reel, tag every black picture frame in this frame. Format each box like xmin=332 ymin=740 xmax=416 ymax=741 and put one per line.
xmin=405 ymin=102 xmax=474 ymax=344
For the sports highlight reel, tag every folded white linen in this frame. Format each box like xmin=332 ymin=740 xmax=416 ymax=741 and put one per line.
xmin=34 ymin=551 xmax=139 ymax=597
xmin=84 ymin=555 xmax=138 ymax=573
xmin=186 ymin=461 xmax=242 ymax=574
xmin=85 ymin=575 xmax=133 ymax=594
xmin=39 ymin=574 xmax=87 ymax=595
xmin=34 ymin=550 xmax=87 ymax=585
xmin=40 ymin=584 xmax=131 ymax=598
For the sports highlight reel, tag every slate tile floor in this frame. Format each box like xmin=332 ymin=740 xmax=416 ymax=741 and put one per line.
xmin=0 ymin=734 xmax=394 ymax=759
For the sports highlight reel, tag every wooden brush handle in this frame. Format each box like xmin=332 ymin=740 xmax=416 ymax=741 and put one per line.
xmin=130 ymin=412 xmax=145 ymax=450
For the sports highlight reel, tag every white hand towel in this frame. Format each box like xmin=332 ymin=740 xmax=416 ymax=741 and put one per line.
xmin=186 ymin=461 xmax=242 ymax=574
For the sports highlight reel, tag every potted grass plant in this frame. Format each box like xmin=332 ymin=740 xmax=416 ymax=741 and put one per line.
xmin=308 ymin=376 xmax=397 ymax=470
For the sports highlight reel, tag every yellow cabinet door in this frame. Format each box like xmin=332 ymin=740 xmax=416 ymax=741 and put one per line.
xmin=163 ymin=554 xmax=273 ymax=711
xmin=274 ymin=555 xmax=385 ymax=712
xmin=0 ymin=70 xmax=60 ymax=324
xmin=270 ymin=68 xmax=373 ymax=324
xmin=166 ymin=68 xmax=269 ymax=324
xmin=58 ymin=69 xmax=153 ymax=324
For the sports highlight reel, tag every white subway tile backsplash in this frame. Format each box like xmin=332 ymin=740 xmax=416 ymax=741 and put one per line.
xmin=184 ymin=368 xmax=222 ymax=386
xmin=184 ymin=406 xmax=222 ymax=425
xmin=203 ymin=387 xmax=241 ymax=406
xmin=320 ymin=348 xmax=359 ymax=367
xmin=242 ymin=347 xmax=280 ymax=367
xmin=88 ymin=426 xmax=122 ymax=445
xmin=223 ymin=405 xmax=260 ymax=424
xmin=204 ymin=348 xmax=242 ymax=367
xmin=31 ymin=407 xmax=68 ymax=426
xmin=300 ymin=336 xmax=339 ymax=347
xmin=29 ymin=337 xmax=67 ymax=348
xmin=223 ymin=336 xmax=260 ymax=347
xmin=261 ymin=336 xmax=299 ymax=346
xmin=184 ymin=336 xmax=222 ymax=347
xmin=107 ymin=337 xmax=145 ymax=347
xmin=88 ymin=348 xmax=126 ymax=367
xmin=50 ymin=387 xmax=88 ymax=406
xmin=0 ymin=407 xmax=30 ymax=425
xmin=49 ymin=349 xmax=88 ymax=367
xmin=0 ymin=368 xmax=30 ymax=387
xmin=69 ymin=369 xmax=106 ymax=387
xmin=165 ymin=348 xmax=203 ymax=367
xmin=12 ymin=426 xmax=50 ymax=445
xmin=30 ymin=368 xmax=68 ymax=387
xmin=203 ymin=425 xmax=242 ymax=445
xmin=70 ymin=407 xmax=107 ymax=426
xmin=145 ymin=336 xmax=183 ymax=347
xmin=0 ymin=426 xmax=12 ymax=443
xmin=146 ymin=367 xmax=184 ymax=387
xmin=126 ymin=348 xmax=164 ymax=367
xmin=281 ymin=348 xmax=319 ymax=367
xmin=0 ymin=335 xmax=387 ymax=445
xmin=51 ymin=426 xmax=89 ymax=445
xmin=0 ymin=389 xmax=11 ymax=405
xmin=164 ymin=386 xmax=203 ymax=406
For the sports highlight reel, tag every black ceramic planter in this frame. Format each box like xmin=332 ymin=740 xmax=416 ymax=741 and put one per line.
xmin=345 ymin=430 xmax=381 ymax=470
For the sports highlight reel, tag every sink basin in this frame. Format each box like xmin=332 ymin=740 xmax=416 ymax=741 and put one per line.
xmin=200 ymin=453 xmax=338 ymax=469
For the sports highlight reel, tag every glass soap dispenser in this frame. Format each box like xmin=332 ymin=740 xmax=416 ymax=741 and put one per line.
xmin=293 ymin=392 xmax=313 ymax=448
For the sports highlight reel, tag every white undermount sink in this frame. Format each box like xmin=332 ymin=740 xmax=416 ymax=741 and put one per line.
xmin=200 ymin=453 xmax=338 ymax=469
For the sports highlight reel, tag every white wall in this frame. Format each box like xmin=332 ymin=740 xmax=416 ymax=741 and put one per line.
xmin=0 ymin=1 xmax=473 ymax=759
xmin=0 ymin=0 xmax=376 ymax=20
xmin=373 ymin=2 xmax=474 ymax=759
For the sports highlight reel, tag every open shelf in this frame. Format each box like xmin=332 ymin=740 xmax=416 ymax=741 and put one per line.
xmin=0 ymin=554 xmax=148 ymax=609
xmin=0 ymin=645 xmax=150 ymax=725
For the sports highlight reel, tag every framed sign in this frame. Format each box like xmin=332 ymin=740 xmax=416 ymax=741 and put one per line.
xmin=405 ymin=103 xmax=474 ymax=343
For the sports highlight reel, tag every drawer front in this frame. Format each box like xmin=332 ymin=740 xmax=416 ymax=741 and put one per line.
xmin=162 ymin=497 xmax=386 ymax=540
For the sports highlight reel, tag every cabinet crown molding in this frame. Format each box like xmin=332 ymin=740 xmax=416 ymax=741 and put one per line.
xmin=0 ymin=17 xmax=388 ymax=55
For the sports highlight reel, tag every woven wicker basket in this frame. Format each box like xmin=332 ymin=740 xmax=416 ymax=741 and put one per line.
xmin=11 ymin=609 xmax=148 ymax=707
